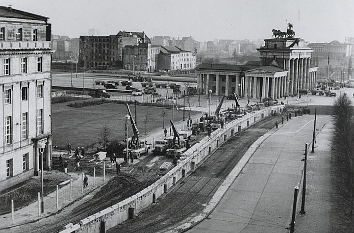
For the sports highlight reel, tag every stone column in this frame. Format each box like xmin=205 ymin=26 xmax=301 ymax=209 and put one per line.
xmin=216 ymin=74 xmax=220 ymax=95
xmin=262 ymin=77 xmax=266 ymax=100
xmin=206 ymin=74 xmax=210 ymax=94
xmin=253 ymin=77 xmax=257 ymax=98
xmin=290 ymin=59 xmax=294 ymax=96
xmin=295 ymin=58 xmax=299 ymax=95
xmin=304 ymin=58 xmax=308 ymax=89
xmin=265 ymin=77 xmax=269 ymax=98
xmin=308 ymin=58 xmax=311 ymax=89
xmin=225 ymin=75 xmax=229 ymax=96
xmin=271 ymin=78 xmax=275 ymax=99
xmin=235 ymin=74 xmax=239 ymax=96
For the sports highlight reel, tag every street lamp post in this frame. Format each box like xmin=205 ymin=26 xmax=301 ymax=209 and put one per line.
xmin=40 ymin=147 xmax=44 ymax=213
xmin=208 ymin=90 xmax=212 ymax=116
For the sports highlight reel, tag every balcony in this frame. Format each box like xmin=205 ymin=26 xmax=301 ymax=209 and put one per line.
xmin=0 ymin=41 xmax=51 ymax=51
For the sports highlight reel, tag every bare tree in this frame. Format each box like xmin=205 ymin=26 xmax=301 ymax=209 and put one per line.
xmin=99 ymin=125 xmax=111 ymax=150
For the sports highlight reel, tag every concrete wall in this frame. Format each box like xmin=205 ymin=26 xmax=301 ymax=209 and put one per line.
xmin=59 ymin=105 xmax=284 ymax=233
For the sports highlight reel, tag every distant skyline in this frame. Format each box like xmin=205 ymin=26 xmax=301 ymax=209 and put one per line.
xmin=2 ymin=0 xmax=354 ymax=43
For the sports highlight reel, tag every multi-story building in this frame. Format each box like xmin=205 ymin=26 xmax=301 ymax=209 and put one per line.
xmin=78 ymin=31 xmax=150 ymax=70
xmin=52 ymin=36 xmax=79 ymax=61
xmin=0 ymin=7 xmax=52 ymax=190
xmin=309 ymin=41 xmax=352 ymax=81
xmin=148 ymin=45 xmax=161 ymax=72
xmin=197 ymin=25 xmax=318 ymax=99
xmin=156 ymin=46 xmax=196 ymax=71
xmin=79 ymin=35 xmax=119 ymax=69
xmin=151 ymin=36 xmax=170 ymax=47
xmin=123 ymin=43 xmax=150 ymax=71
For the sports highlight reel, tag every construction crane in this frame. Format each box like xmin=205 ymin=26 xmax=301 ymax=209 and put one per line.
xmin=233 ymin=93 xmax=240 ymax=113
xmin=214 ymin=96 xmax=225 ymax=117
xmin=125 ymin=103 xmax=140 ymax=148
xmin=170 ymin=120 xmax=180 ymax=147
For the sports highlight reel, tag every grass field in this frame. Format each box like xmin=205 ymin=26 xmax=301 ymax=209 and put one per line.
xmin=52 ymin=102 xmax=197 ymax=149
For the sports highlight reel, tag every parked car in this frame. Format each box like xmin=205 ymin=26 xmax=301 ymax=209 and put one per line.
xmin=104 ymin=83 xmax=116 ymax=89
xmin=88 ymin=90 xmax=110 ymax=98
xmin=132 ymin=91 xmax=143 ymax=96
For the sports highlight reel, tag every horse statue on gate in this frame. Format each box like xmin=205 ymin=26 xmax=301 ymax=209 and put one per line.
xmin=272 ymin=23 xmax=296 ymax=38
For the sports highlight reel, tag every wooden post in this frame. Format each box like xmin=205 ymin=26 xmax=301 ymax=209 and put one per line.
xmin=69 ymin=179 xmax=73 ymax=201
xmin=290 ymin=186 xmax=299 ymax=233
xmin=38 ymin=192 xmax=41 ymax=217
xmin=11 ymin=199 xmax=14 ymax=224
xmin=300 ymin=143 xmax=308 ymax=214
xmin=93 ymin=167 xmax=96 ymax=186
xmin=311 ymin=109 xmax=317 ymax=153
xmin=56 ymin=185 xmax=59 ymax=210
xmin=103 ymin=161 xmax=106 ymax=182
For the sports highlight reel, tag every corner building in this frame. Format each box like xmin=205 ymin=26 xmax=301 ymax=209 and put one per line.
xmin=0 ymin=7 xmax=52 ymax=191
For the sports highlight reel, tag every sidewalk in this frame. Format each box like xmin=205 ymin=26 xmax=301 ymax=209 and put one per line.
xmin=188 ymin=114 xmax=331 ymax=233
xmin=295 ymin=121 xmax=352 ymax=233
xmin=0 ymin=172 xmax=108 ymax=230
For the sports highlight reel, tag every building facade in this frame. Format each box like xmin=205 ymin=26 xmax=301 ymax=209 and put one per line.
xmin=157 ymin=46 xmax=196 ymax=71
xmin=309 ymin=41 xmax=352 ymax=81
xmin=0 ymin=7 xmax=52 ymax=190
xmin=78 ymin=35 xmax=119 ymax=69
xmin=123 ymin=43 xmax=150 ymax=71
xmin=148 ymin=45 xmax=161 ymax=72
xmin=78 ymin=31 xmax=151 ymax=70
xmin=197 ymin=26 xmax=318 ymax=99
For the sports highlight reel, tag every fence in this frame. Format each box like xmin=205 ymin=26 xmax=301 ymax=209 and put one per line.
xmin=60 ymin=105 xmax=284 ymax=233
xmin=3 ymin=169 xmax=107 ymax=229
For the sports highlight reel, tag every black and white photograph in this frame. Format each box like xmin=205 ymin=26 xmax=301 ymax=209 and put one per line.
xmin=0 ymin=0 xmax=353 ymax=232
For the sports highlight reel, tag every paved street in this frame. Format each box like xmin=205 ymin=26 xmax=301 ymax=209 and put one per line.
xmin=188 ymin=114 xmax=331 ymax=233
xmin=295 ymin=121 xmax=352 ymax=233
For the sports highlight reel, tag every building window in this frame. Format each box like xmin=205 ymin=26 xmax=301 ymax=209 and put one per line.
xmin=22 ymin=86 xmax=28 ymax=101
xmin=4 ymin=58 xmax=10 ymax=75
xmin=37 ymin=57 xmax=43 ymax=72
xmin=5 ymin=116 xmax=12 ymax=144
xmin=16 ymin=28 xmax=23 ymax=41
xmin=23 ymin=153 xmax=29 ymax=171
xmin=32 ymin=29 xmax=38 ymax=41
xmin=5 ymin=88 xmax=11 ymax=104
xmin=37 ymin=109 xmax=43 ymax=134
xmin=6 ymin=159 xmax=13 ymax=177
xmin=22 ymin=112 xmax=28 ymax=139
xmin=0 ymin=27 xmax=5 ymax=40
xmin=21 ymin=57 xmax=27 ymax=73
xmin=37 ymin=84 xmax=43 ymax=98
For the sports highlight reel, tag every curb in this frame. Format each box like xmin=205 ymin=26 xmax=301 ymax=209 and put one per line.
xmin=161 ymin=119 xmax=286 ymax=233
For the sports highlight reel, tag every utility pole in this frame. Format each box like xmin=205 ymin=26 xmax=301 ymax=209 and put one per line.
xmin=134 ymin=100 xmax=137 ymax=128
xmin=311 ymin=108 xmax=317 ymax=153
xmin=40 ymin=148 xmax=44 ymax=213
xmin=183 ymin=93 xmax=185 ymax=121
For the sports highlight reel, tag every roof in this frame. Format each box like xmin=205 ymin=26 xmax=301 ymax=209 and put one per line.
xmin=196 ymin=63 xmax=242 ymax=72
xmin=245 ymin=66 xmax=285 ymax=75
xmin=196 ymin=62 xmax=261 ymax=72
xmin=0 ymin=6 xmax=48 ymax=21
xmin=117 ymin=31 xmax=151 ymax=43
xmin=160 ymin=46 xmax=190 ymax=54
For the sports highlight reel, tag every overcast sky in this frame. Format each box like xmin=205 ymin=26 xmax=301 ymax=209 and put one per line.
xmin=2 ymin=0 xmax=354 ymax=42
